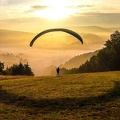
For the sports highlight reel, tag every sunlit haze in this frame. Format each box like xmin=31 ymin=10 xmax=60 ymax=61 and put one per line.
xmin=0 ymin=0 xmax=120 ymax=32
xmin=0 ymin=0 xmax=120 ymax=75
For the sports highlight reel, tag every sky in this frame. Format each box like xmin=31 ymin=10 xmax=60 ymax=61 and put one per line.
xmin=0 ymin=0 xmax=120 ymax=32
xmin=0 ymin=0 xmax=120 ymax=75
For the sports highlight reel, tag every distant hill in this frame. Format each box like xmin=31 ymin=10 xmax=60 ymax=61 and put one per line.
xmin=109 ymin=27 xmax=120 ymax=32
xmin=60 ymin=50 xmax=99 ymax=69
xmin=0 ymin=26 xmax=119 ymax=49
xmin=1 ymin=27 xmax=120 ymax=75
xmin=69 ymin=26 xmax=120 ymax=34
xmin=0 ymin=29 xmax=35 ymax=47
xmin=63 ymin=30 xmax=120 ymax=74
xmin=43 ymin=50 xmax=99 ymax=76
xmin=82 ymin=33 xmax=107 ymax=44
xmin=0 ymin=52 xmax=27 ymax=68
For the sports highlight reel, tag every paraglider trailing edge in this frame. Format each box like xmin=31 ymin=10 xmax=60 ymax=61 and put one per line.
xmin=30 ymin=28 xmax=83 ymax=47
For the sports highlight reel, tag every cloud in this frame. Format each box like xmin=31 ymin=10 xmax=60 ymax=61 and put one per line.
xmin=0 ymin=0 xmax=43 ymax=7
xmin=66 ymin=5 xmax=93 ymax=9
xmin=26 ymin=5 xmax=51 ymax=13
xmin=0 ymin=0 xmax=25 ymax=6
xmin=1 ymin=12 xmax=120 ymax=32
xmin=6 ymin=0 xmax=24 ymax=4
xmin=26 ymin=4 xmax=93 ymax=13
xmin=70 ymin=12 xmax=120 ymax=27
xmin=81 ymin=12 xmax=120 ymax=21
xmin=31 ymin=5 xmax=51 ymax=10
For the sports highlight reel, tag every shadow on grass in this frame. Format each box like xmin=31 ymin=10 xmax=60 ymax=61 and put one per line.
xmin=0 ymin=81 xmax=120 ymax=111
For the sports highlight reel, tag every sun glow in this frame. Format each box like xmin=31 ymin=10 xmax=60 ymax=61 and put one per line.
xmin=35 ymin=7 xmax=76 ymax=20
xmin=33 ymin=0 xmax=78 ymax=20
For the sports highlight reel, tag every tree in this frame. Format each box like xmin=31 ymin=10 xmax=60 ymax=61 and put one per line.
xmin=6 ymin=62 xmax=34 ymax=76
xmin=63 ymin=30 xmax=120 ymax=74
xmin=0 ymin=62 xmax=4 ymax=74
xmin=24 ymin=62 xmax=34 ymax=76
xmin=105 ymin=30 xmax=120 ymax=70
xmin=80 ymin=30 xmax=120 ymax=72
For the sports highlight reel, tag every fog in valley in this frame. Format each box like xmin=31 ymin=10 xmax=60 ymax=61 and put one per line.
xmin=0 ymin=26 xmax=118 ymax=76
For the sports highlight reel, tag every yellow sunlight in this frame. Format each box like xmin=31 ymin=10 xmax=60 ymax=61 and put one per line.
xmin=33 ymin=0 xmax=78 ymax=20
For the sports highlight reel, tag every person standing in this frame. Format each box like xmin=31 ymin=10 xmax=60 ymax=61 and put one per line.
xmin=56 ymin=67 xmax=60 ymax=76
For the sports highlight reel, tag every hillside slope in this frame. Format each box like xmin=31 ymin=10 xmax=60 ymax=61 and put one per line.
xmin=60 ymin=50 xmax=99 ymax=69
xmin=0 ymin=26 xmax=117 ymax=49
xmin=0 ymin=71 xmax=120 ymax=119
xmin=0 ymin=29 xmax=35 ymax=47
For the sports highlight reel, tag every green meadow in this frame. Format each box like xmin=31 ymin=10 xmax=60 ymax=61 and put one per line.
xmin=0 ymin=71 xmax=120 ymax=120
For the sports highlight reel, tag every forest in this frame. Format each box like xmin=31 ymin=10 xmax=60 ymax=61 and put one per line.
xmin=61 ymin=30 xmax=120 ymax=74
xmin=0 ymin=62 xmax=34 ymax=76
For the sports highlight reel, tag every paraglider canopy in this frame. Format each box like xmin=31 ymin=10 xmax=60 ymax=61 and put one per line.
xmin=30 ymin=28 xmax=83 ymax=47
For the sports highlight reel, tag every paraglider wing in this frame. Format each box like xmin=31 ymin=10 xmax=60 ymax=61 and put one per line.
xmin=30 ymin=28 xmax=83 ymax=47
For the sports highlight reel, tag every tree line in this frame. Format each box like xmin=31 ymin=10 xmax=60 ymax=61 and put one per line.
xmin=61 ymin=30 xmax=120 ymax=74
xmin=0 ymin=62 xmax=34 ymax=76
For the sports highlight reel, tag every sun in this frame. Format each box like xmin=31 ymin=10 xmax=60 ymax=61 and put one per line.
xmin=33 ymin=0 xmax=78 ymax=20
xmin=38 ymin=7 xmax=75 ymax=20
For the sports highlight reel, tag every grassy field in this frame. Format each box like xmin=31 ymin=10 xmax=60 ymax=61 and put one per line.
xmin=0 ymin=71 xmax=120 ymax=120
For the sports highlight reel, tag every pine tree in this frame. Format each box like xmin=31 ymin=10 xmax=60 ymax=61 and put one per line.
xmin=64 ymin=30 xmax=120 ymax=74
xmin=0 ymin=62 xmax=4 ymax=75
xmin=5 ymin=62 xmax=34 ymax=76
xmin=24 ymin=62 xmax=34 ymax=76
